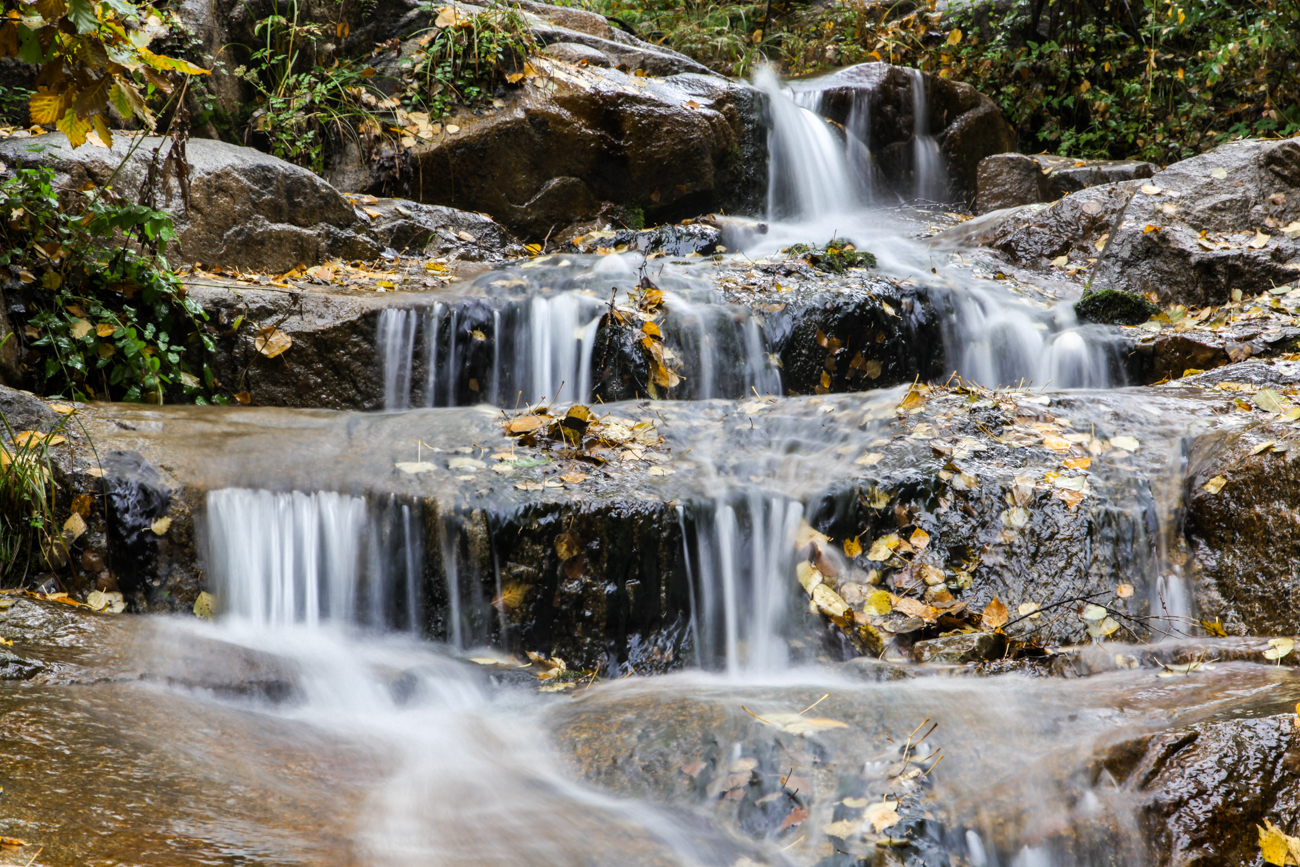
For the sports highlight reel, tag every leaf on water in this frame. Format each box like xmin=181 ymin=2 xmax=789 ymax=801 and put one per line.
xmin=506 ymin=415 xmax=549 ymax=435
xmin=0 ymin=837 xmax=30 ymax=849
xmin=760 ymin=712 xmax=850 ymax=736
xmin=779 ymin=807 xmax=809 ymax=831
xmin=981 ymin=596 xmax=1009 ymax=630
xmin=1083 ymin=603 xmax=1109 ymax=621
xmin=796 ymin=520 xmax=830 ymax=548
xmin=560 ymin=471 xmax=587 ymax=484
xmin=1202 ymin=475 xmax=1228 ymax=494
xmin=1109 ymin=436 xmax=1140 ymax=452
xmin=864 ymin=590 xmax=892 ymax=616
xmin=822 ymin=819 xmax=860 ymax=839
xmin=1264 ymin=638 xmax=1295 ymax=661
xmin=86 ymin=589 xmax=124 ymax=613
xmin=898 ymin=388 xmax=926 ymax=412
xmin=648 ymin=466 xmax=674 ymax=476
xmin=515 ymin=481 xmax=545 ymax=491
xmin=491 ymin=583 xmax=526 ymax=611
xmin=1001 ymin=507 xmax=1030 ymax=529
xmin=1054 ymin=489 xmax=1085 ymax=511
xmin=1253 ymin=441 xmax=1277 ymax=455
xmin=854 ymin=451 xmax=884 ymax=467
xmin=842 ymin=797 xmax=869 ymax=809
xmin=1089 ymin=616 xmax=1120 ymax=639
xmin=843 ymin=536 xmax=863 ymax=558
xmin=150 ymin=516 xmax=171 ymax=535
xmin=193 ymin=591 xmax=215 ymax=620
xmin=1258 ymin=819 xmax=1300 ymax=866
xmin=1116 ymin=583 xmax=1134 ymax=598
xmin=864 ymin=799 xmax=901 ymax=833
xmin=1018 ymin=602 xmax=1041 ymax=618
xmin=1255 ymin=388 xmax=1286 ymax=413
xmin=1063 ymin=456 xmax=1091 ymax=470
xmin=396 ymin=461 xmax=436 ymax=474
xmin=909 ymin=528 xmax=930 ymax=549
xmin=254 ymin=326 xmax=292 ymax=358
xmin=892 ymin=596 xmax=937 ymax=623
xmin=1051 ymin=255 xmax=1069 ymax=267
xmin=681 ymin=761 xmax=706 ymax=777
xmin=555 ymin=530 xmax=582 ymax=561
xmin=867 ymin=533 xmax=900 ymax=561
xmin=448 ymin=457 xmax=485 ymax=470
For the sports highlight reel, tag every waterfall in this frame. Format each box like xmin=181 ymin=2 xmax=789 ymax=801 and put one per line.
xmin=755 ymin=65 xmax=860 ymax=221
xmin=906 ymin=68 xmax=948 ymax=203
xmin=683 ymin=493 xmax=805 ymax=674
xmin=378 ymin=308 xmax=419 ymax=411
xmin=205 ymin=488 xmax=424 ymax=633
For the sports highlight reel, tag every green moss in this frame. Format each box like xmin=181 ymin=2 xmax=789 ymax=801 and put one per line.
xmin=783 ymin=241 xmax=876 ymax=274
xmin=1074 ymin=289 xmax=1159 ymax=326
xmin=623 ymin=205 xmax=646 ymax=231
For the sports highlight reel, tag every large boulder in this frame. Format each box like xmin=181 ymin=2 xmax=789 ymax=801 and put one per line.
xmin=1090 ymin=137 xmax=1300 ymax=306
xmin=0 ymin=134 xmax=518 ymax=273
xmin=793 ymin=63 xmax=1016 ymax=201
xmin=382 ymin=58 xmax=765 ymax=237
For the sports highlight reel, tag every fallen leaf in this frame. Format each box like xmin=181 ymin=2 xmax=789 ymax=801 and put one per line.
xmin=681 ymin=761 xmax=706 ymax=777
xmin=909 ymin=528 xmax=930 ymax=549
xmin=86 ymin=589 xmax=125 ymax=613
xmin=1063 ymin=456 xmax=1091 ymax=470
xmin=863 ymin=589 xmax=892 ymax=616
xmin=1203 ymin=475 xmax=1228 ymax=494
xmin=555 ymin=530 xmax=581 ymax=561
xmin=12 ymin=431 xmax=66 ymax=448
xmin=981 ymin=596 xmax=1009 ymax=630
xmin=864 ymin=799 xmax=901 ymax=833
xmin=1258 ymin=819 xmax=1300 ymax=866
xmin=759 ymin=712 xmax=850 ymax=736
xmin=1116 ymin=583 xmax=1134 ymax=598
xmin=796 ymin=520 xmax=830 ymax=548
xmin=1201 ymin=619 xmax=1227 ymax=637
xmin=855 ymin=451 xmax=884 ymax=466
xmin=867 ymin=533 xmax=900 ymax=561
xmin=1264 ymin=637 xmax=1295 ymax=661
xmin=150 ymin=516 xmax=171 ymax=535
xmin=70 ymin=318 xmax=92 ymax=338
xmin=1211 ymin=167 xmax=1228 ymax=180
xmin=491 ymin=584 xmax=526 ymax=611
xmin=843 ymin=536 xmax=862 ymax=558
xmin=395 ymin=461 xmax=436 ymax=474
xmin=648 ymin=466 xmax=675 ymax=476
xmin=946 ymin=27 xmax=962 ymax=45
xmin=1253 ymin=441 xmax=1276 ymax=455
xmin=255 ymin=327 xmax=292 ymax=358
xmin=1140 ymin=184 xmax=1163 ymax=195
xmin=1018 ymin=602 xmax=1041 ymax=618
xmin=193 ymin=591 xmax=215 ymax=620
xmin=1109 ymin=436 xmax=1140 ymax=452
xmin=1249 ymin=230 xmax=1271 ymax=250
xmin=63 ymin=511 xmax=86 ymax=543
xmin=779 ymin=806 xmax=809 ymax=831
xmin=822 ymin=819 xmax=860 ymax=839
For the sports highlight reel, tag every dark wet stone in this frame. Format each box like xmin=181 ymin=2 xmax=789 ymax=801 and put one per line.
xmin=974 ymin=153 xmax=1158 ymax=214
xmin=912 ymin=631 xmax=1005 ymax=663
xmin=1075 ymin=289 xmax=1159 ymax=326
xmin=101 ymin=451 xmax=172 ymax=603
xmin=0 ymin=648 xmax=44 ymax=680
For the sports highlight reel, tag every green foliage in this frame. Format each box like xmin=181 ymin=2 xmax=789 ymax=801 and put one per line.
xmin=0 ymin=166 xmax=221 ymax=405
xmin=568 ymin=0 xmax=769 ymax=77
xmin=402 ymin=5 xmax=534 ymax=118
xmin=926 ymin=0 xmax=1300 ymax=162
xmin=0 ymin=412 xmax=65 ymax=586
xmin=784 ymin=241 xmax=876 ymax=273
xmin=238 ymin=2 xmax=387 ymax=173
xmin=0 ymin=0 xmax=208 ymax=148
xmin=0 ymin=85 xmax=31 ymax=126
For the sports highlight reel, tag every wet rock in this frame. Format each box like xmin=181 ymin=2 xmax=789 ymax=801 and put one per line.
xmin=1097 ymin=714 xmax=1300 ymax=867
xmin=912 ymin=631 xmax=1005 ymax=663
xmin=0 ymin=285 xmax=19 ymax=388
xmin=801 ymin=63 xmax=1016 ymax=200
xmin=184 ymin=283 xmax=394 ymax=410
xmin=936 ymin=181 xmax=1138 ymax=269
xmin=564 ymin=223 xmax=724 ymax=256
xmin=346 ymin=195 xmax=525 ymax=262
xmin=385 ymin=59 xmax=765 ymax=237
xmin=1091 ymin=137 xmax=1300 ymax=307
xmin=0 ymin=384 xmax=60 ymax=433
xmin=542 ymin=41 xmax=613 ymax=67
xmin=973 ymin=153 xmax=1157 ymax=214
xmin=1074 ymin=289 xmax=1158 ymax=326
xmin=0 ymin=648 xmax=44 ymax=680
xmin=1185 ymin=415 xmax=1300 ymax=636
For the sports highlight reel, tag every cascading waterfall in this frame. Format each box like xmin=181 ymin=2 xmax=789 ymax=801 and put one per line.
xmin=681 ymin=494 xmax=806 ymax=674
xmin=205 ymin=488 xmax=425 ymax=632
xmin=906 ymin=68 xmax=948 ymax=203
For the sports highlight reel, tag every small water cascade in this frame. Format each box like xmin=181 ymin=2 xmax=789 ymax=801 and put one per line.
xmin=905 ymin=68 xmax=948 ymax=203
xmin=206 ymin=488 xmax=425 ymax=633
xmin=680 ymin=494 xmax=806 ymax=674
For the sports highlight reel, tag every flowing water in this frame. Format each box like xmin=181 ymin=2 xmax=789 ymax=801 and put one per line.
xmin=3 ymin=65 xmax=1290 ymax=867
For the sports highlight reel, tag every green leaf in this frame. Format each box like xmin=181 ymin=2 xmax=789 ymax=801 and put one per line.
xmin=65 ymin=0 xmax=97 ymax=34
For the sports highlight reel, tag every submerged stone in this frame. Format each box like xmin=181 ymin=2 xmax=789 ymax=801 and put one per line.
xmin=1075 ymin=289 xmax=1159 ymax=326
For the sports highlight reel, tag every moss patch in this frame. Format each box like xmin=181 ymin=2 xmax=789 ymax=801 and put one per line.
xmin=1075 ymin=289 xmax=1159 ymax=326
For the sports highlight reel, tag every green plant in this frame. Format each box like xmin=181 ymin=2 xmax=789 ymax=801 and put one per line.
xmin=0 ymin=166 xmax=222 ymax=404
xmin=0 ymin=84 xmax=31 ymax=126
xmin=0 ymin=408 xmax=65 ymax=586
xmin=402 ymin=5 xmax=534 ymax=118
xmin=784 ymin=241 xmax=876 ymax=273
xmin=238 ymin=1 xmax=388 ymax=172
xmin=568 ymin=0 xmax=769 ymax=77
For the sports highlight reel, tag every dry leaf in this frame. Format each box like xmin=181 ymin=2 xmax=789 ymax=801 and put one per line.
xmin=150 ymin=516 xmax=171 ymax=535
xmin=1264 ymin=638 xmax=1295 ymax=661
xmin=981 ymin=596 xmax=1009 ymax=630
xmin=1203 ymin=475 xmax=1228 ymax=494
xmin=555 ymin=530 xmax=581 ymax=561
xmin=1109 ymin=436 xmax=1140 ymax=452
xmin=909 ymin=528 xmax=930 ymax=549
xmin=193 ymin=591 xmax=215 ymax=620
xmin=395 ymin=461 xmax=436 ymax=474
xmin=864 ymin=799 xmax=901 ymax=833
xmin=255 ymin=327 xmax=292 ymax=358
xmin=1116 ymin=583 xmax=1134 ymax=598
xmin=843 ymin=536 xmax=862 ymax=558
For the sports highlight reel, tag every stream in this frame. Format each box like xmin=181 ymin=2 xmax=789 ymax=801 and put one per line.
xmin=2 ymin=66 xmax=1297 ymax=867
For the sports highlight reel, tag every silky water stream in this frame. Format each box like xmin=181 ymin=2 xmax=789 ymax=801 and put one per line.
xmin=2 ymin=68 xmax=1296 ymax=867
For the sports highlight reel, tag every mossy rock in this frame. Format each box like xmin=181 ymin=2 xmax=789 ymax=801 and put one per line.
xmin=1075 ymin=289 xmax=1159 ymax=326
xmin=783 ymin=242 xmax=876 ymax=273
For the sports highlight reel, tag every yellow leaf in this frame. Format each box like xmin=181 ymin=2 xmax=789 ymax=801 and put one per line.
xmin=254 ymin=326 xmax=292 ymax=358
xmin=29 ymin=91 xmax=65 ymax=125
xmin=866 ymin=533 xmax=899 ymax=561
xmin=56 ymin=108 xmax=92 ymax=148
xmin=865 ymin=799 xmax=901 ymax=832
xmin=1116 ymin=583 xmax=1134 ymax=598
xmin=150 ymin=516 xmax=171 ymax=535
xmin=193 ymin=591 xmax=215 ymax=620
xmin=946 ymin=27 xmax=962 ymax=45
xmin=909 ymin=528 xmax=930 ymax=549
xmin=1264 ymin=638 xmax=1294 ymax=661
xmin=95 ymin=322 xmax=115 ymax=338
xmin=1203 ymin=475 xmax=1228 ymax=494
xmin=864 ymin=589 xmax=892 ymax=616
xmin=981 ymin=596 xmax=1009 ymax=630
xmin=843 ymin=536 xmax=862 ymax=558
xmin=70 ymin=318 xmax=92 ymax=339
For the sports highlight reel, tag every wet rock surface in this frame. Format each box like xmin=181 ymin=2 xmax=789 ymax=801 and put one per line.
xmin=1091 ymin=137 xmax=1300 ymax=307
xmin=973 ymin=152 xmax=1157 ymax=214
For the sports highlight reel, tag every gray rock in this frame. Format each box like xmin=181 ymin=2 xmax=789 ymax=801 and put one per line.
xmin=541 ymin=41 xmax=613 ymax=68
xmin=974 ymin=153 xmax=1158 ymax=214
xmin=0 ymin=134 xmax=521 ymax=273
xmin=912 ymin=631 xmax=1005 ymax=663
xmin=1091 ymin=137 xmax=1300 ymax=306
